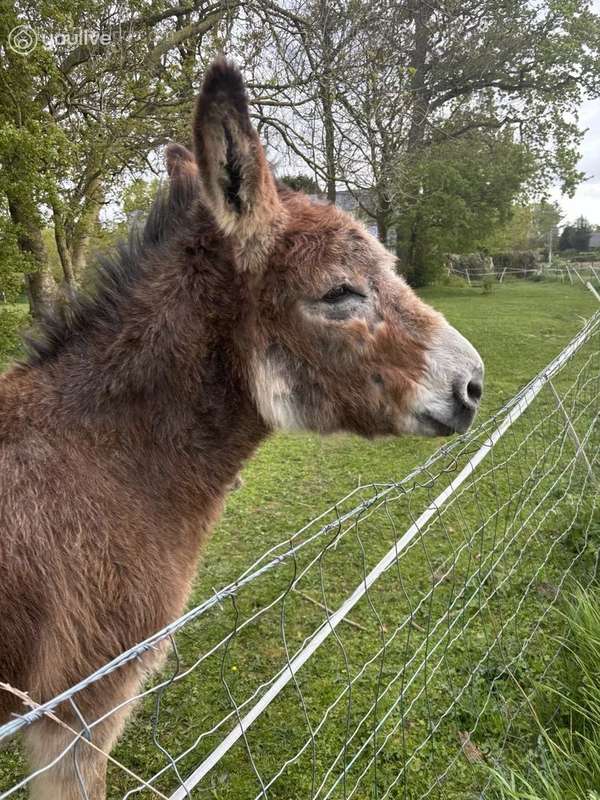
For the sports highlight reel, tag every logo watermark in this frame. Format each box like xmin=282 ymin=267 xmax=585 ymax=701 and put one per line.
xmin=8 ymin=25 xmax=38 ymax=55
xmin=8 ymin=25 xmax=114 ymax=56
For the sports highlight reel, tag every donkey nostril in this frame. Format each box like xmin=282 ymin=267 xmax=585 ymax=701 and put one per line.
xmin=467 ymin=379 xmax=483 ymax=403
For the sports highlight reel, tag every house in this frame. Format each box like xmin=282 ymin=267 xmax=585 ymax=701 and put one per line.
xmin=589 ymin=232 xmax=600 ymax=250
xmin=308 ymin=190 xmax=381 ymax=241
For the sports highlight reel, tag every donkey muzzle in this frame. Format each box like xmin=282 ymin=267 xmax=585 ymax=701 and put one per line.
xmin=415 ymin=324 xmax=484 ymax=436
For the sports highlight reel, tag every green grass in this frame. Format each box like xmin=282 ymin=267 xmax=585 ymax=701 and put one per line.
xmin=0 ymin=281 xmax=599 ymax=799
xmin=491 ymin=587 xmax=600 ymax=799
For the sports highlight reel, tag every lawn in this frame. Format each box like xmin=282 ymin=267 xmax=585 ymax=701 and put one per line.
xmin=0 ymin=280 xmax=599 ymax=800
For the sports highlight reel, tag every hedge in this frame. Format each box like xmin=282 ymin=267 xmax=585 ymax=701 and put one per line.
xmin=0 ymin=306 xmax=29 ymax=368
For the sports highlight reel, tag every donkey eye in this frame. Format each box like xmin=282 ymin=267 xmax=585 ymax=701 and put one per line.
xmin=322 ymin=285 xmax=362 ymax=303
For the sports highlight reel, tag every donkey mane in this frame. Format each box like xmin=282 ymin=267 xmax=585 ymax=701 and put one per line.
xmin=25 ymin=160 xmax=201 ymax=367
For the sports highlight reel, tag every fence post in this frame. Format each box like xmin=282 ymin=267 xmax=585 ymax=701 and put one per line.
xmin=572 ymin=267 xmax=587 ymax=287
xmin=586 ymin=281 xmax=600 ymax=303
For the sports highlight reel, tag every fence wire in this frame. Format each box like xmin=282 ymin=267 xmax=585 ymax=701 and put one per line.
xmin=447 ymin=263 xmax=600 ymax=290
xmin=1 ymin=311 xmax=599 ymax=800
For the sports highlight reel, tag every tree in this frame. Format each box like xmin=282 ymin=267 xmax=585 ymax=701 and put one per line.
xmin=480 ymin=205 xmax=536 ymax=253
xmin=383 ymin=0 xmax=599 ymax=282
xmin=479 ymin=200 xmax=562 ymax=255
xmin=532 ymin=201 xmax=562 ymax=250
xmin=279 ymin=173 xmax=321 ymax=193
xmin=393 ymin=130 xmax=535 ymax=285
xmin=259 ymin=0 xmax=600 ymax=281
xmin=0 ymin=200 xmax=32 ymax=302
xmin=572 ymin=216 xmax=592 ymax=251
xmin=0 ymin=0 xmax=232 ymax=313
xmin=559 ymin=225 xmax=576 ymax=251
xmin=3 ymin=0 xmax=600 ymax=303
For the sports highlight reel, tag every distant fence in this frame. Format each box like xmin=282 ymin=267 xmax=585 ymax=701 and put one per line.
xmin=1 ymin=312 xmax=600 ymax=799
xmin=448 ymin=261 xmax=600 ymax=287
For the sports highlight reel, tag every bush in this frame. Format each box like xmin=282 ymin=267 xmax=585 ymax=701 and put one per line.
xmin=481 ymin=272 xmax=495 ymax=293
xmin=570 ymin=253 xmax=599 ymax=263
xmin=447 ymin=252 xmax=494 ymax=279
xmin=440 ymin=272 xmax=470 ymax=288
xmin=491 ymin=250 xmax=540 ymax=277
xmin=0 ymin=306 xmax=28 ymax=368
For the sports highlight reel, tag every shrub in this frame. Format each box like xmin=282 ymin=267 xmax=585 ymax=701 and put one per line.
xmin=491 ymin=250 xmax=540 ymax=277
xmin=447 ymin=252 xmax=494 ymax=279
xmin=0 ymin=306 xmax=28 ymax=368
xmin=440 ymin=272 xmax=470 ymax=288
xmin=570 ymin=253 xmax=599 ymax=263
xmin=481 ymin=272 xmax=495 ymax=293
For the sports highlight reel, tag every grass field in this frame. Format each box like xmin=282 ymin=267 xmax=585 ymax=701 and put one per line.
xmin=492 ymin=587 xmax=600 ymax=799
xmin=0 ymin=280 xmax=599 ymax=799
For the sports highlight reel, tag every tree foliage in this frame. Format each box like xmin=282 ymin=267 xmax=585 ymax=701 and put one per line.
xmin=251 ymin=0 xmax=600 ymax=283
xmin=279 ymin=173 xmax=321 ymax=194
xmin=560 ymin=215 xmax=593 ymax=251
xmin=482 ymin=200 xmax=562 ymax=254
xmin=1 ymin=0 xmax=600 ymax=304
xmin=395 ymin=131 xmax=535 ymax=285
xmin=0 ymin=0 xmax=230 ymax=311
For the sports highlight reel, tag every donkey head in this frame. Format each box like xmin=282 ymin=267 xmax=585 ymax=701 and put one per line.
xmin=189 ymin=60 xmax=484 ymax=438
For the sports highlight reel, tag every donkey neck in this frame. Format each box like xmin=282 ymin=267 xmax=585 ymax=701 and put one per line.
xmin=28 ymin=245 xmax=269 ymax=509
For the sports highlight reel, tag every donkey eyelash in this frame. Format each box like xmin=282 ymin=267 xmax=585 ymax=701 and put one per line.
xmin=321 ymin=285 xmax=366 ymax=303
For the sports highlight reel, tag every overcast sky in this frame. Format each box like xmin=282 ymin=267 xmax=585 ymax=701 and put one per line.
xmin=550 ymin=0 xmax=600 ymax=227
xmin=550 ymin=97 xmax=600 ymax=227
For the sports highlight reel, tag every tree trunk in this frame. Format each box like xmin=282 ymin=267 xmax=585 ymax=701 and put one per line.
xmin=404 ymin=3 xmax=434 ymax=288
xmin=374 ymin=189 xmax=392 ymax=247
xmin=318 ymin=0 xmax=336 ymax=203
xmin=407 ymin=2 xmax=433 ymax=152
xmin=320 ymin=88 xmax=337 ymax=203
xmin=25 ymin=271 xmax=58 ymax=316
xmin=404 ymin=212 xmax=429 ymax=288
xmin=53 ymin=207 xmax=77 ymax=288
xmin=70 ymin=176 xmax=103 ymax=277
xmin=377 ymin=215 xmax=388 ymax=246
xmin=6 ymin=193 xmax=56 ymax=317
xmin=71 ymin=231 xmax=91 ymax=276
xmin=395 ymin=225 xmax=404 ymax=261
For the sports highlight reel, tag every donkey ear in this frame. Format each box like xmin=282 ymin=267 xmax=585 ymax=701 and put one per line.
xmin=165 ymin=143 xmax=198 ymax=179
xmin=193 ymin=59 xmax=284 ymax=270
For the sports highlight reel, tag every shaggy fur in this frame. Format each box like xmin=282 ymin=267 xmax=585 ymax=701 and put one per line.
xmin=0 ymin=59 xmax=482 ymax=799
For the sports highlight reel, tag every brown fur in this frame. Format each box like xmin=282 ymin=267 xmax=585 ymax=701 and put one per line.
xmin=0 ymin=59 xmax=481 ymax=797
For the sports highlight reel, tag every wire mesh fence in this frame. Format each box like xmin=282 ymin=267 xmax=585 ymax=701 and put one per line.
xmin=447 ymin=264 xmax=600 ymax=286
xmin=1 ymin=310 xmax=599 ymax=799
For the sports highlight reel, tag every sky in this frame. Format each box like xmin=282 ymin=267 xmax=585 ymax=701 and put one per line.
xmin=550 ymin=0 xmax=600 ymax=227
xmin=550 ymin=96 xmax=600 ymax=227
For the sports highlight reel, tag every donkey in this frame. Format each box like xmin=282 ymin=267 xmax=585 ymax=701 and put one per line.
xmin=0 ymin=60 xmax=483 ymax=798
